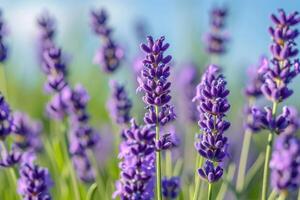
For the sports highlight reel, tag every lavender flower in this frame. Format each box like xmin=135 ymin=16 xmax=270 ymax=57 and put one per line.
xmin=0 ymin=146 xmax=22 ymax=167
xmin=107 ymin=81 xmax=132 ymax=124
xmin=0 ymin=94 xmax=13 ymax=139
xmin=90 ymin=8 xmax=124 ymax=73
xmin=204 ymin=7 xmax=228 ymax=55
xmin=259 ymin=10 xmax=300 ymax=103
xmin=71 ymin=151 xmax=95 ymax=183
xmin=18 ymin=161 xmax=53 ymax=200
xmin=113 ymin=119 xmax=155 ymax=199
xmin=37 ymin=11 xmax=56 ymax=61
xmin=193 ymin=64 xmax=230 ymax=182
xmin=162 ymin=176 xmax=180 ymax=199
xmin=177 ymin=63 xmax=199 ymax=123
xmin=46 ymin=88 xmax=69 ymax=120
xmin=138 ymin=36 xmax=176 ymax=126
xmin=270 ymin=134 xmax=300 ymax=191
xmin=12 ymin=112 xmax=43 ymax=152
xmin=0 ymin=9 xmax=8 ymax=62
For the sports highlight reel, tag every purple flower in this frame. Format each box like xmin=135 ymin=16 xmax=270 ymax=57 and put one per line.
xmin=113 ymin=119 xmax=155 ymax=199
xmin=251 ymin=106 xmax=292 ymax=135
xmin=270 ymin=134 xmax=300 ymax=191
xmin=138 ymin=36 xmax=176 ymax=126
xmin=198 ymin=160 xmax=223 ymax=183
xmin=0 ymin=9 xmax=8 ymax=62
xmin=46 ymin=88 xmax=69 ymax=120
xmin=176 ymin=63 xmax=199 ymax=123
xmin=162 ymin=176 xmax=180 ymax=199
xmin=0 ymin=94 xmax=13 ymax=139
xmin=90 ymin=8 xmax=124 ymax=73
xmin=0 ymin=146 xmax=22 ymax=168
xmin=107 ymin=81 xmax=132 ymax=124
xmin=193 ymin=64 xmax=230 ymax=182
xmin=12 ymin=112 xmax=43 ymax=152
xmin=259 ymin=10 xmax=300 ymax=103
xmin=204 ymin=6 xmax=229 ymax=55
xmin=18 ymin=161 xmax=53 ymax=200
xmin=71 ymin=151 xmax=95 ymax=183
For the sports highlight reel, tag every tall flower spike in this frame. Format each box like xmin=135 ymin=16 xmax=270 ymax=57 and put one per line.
xmin=113 ymin=119 xmax=155 ymax=199
xmin=18 ymin=161 xmax=53 ymax=200
xmin=90 ymin=8 xmax=124 ymax=73
xmin=0 ymin=9 xmax=8 ymax=62
xmin=193 ymin=64 xmax=230 ymax=182
xmin=0 ymin=94 xmax=13 ymax=140
xmin=12 ymin=112 xmax=43 ymax=152
xmin=107 ymin=81 xmax=132 ymax=124
xmin=270 ymin=134 xmax=300 ymax=191
xmin=204 ymin=6 xmax=229 ymax=55
xmin=162 ymin=176 xmax=180 ymax=199
xmin=138 ymin=36 xmax=175 ymax=126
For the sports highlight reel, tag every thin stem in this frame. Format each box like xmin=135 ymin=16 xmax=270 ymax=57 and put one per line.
xmin=298 ymin=188 xmax=300 ymax=200
xmin=261 ymin=102 xmax=278 ymax=200
xmin=236 ymin=128 xmax=252 ymax=192
xmin=192 ymin=156 xmax=203 ymax=200
xmin=0 ymin=63 xmax=8 ymax=98
xmin=217 ymin=163 xmax=236 ymax=200
xmin=208 ymin=183 xmax=213 ymax=200
xmin=155 ymin=105 xmax=162 ymax=200
xmin=86 ymin=182 xmax=98 ymax=200
xmin=268 ymin=189 xmax=277 ymax=200
xmin=165 ymin=150 xmax=172 ymax=177
xmin=277 ymin=191 xmax=287 ymax=200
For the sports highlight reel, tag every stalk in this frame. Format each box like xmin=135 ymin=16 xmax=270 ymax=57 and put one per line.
xmin=155 ymin=105 xmax=162 ymax=200
xmin=165 ymin=150 xmax=172 ymax=177
xmin=0 ymin=63 xmax=8 ymax=98
xmin=261 ymin=102 xmax=278 ymax=200
xmin=208 ymin=183 xmax=213 ymax=200
xmin=192 ymin=156 xmax=203 ymax=200
xmin=277 ymin=191 xmax=287 ymax=200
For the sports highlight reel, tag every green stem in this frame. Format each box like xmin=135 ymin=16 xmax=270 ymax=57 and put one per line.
xmin=86 ymin=182 xmax=98 ymax=200
xmin=165 ymin=150 xmax=172 ymax=177
xmin=261 ymin=102 xmax=278 ymax=200
xmin=217 ymin=163 xmax=236 ymax=200
xmin=298 ymin=188 xmax=300 ymax=200
xmin=192 ymin=156 xmax=203 ymax=200
xmin=155 ymin=105 xmax=162 ymax=200
xmin=208 ymin=183 xmax=213 ymax=200
xmin=236 ymin=128 xmax=252 ymax=192
xmin=268 ymin=189 xmax=277 ymax=200
xmin=277 ymin=191 xmax=287 ymax=200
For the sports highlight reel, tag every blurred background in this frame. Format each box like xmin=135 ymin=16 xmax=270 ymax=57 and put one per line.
xmin=0 ymin=0 xmax=300 ymax=199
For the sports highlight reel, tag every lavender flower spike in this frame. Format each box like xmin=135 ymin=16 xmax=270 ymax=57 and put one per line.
xmin=18 ymin=161 xmax=53 ymax=200
xmin=90 ymin=8 xmax=124 ymax=73
xmin=0 ymin=9 xmax=8 ymax=62
xmin=193 ymin=64 xmax=230 ymax=182
xmin=107 ymin=80 xmax=132 ymax=124
xmin=162 ymin=176 xmax=180 ymax=199
xmin=113 ymin=119 xmax=155 ymax=199
xmin=0 ymin=93 xmax=13 ymax=140
xmin=270 ymin=134 xmax=300 ymax=191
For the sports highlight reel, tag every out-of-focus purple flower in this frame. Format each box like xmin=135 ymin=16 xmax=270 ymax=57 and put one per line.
xmin=204 ymin=6 xmax=229 ymax=55
xmin=37 ymin=11 xmax=56 ymax=62
xmin=244 ymin=56 xmax=267 ymax=98
xmin=0 ymin=146 xmax=22 ymax=167
xmin=113 ymin=119 xmax=155 ymax=199
xmin=270 ymin=134 xmax=300 ymax=191
xmin=0 ymin=94 xmax=13 ymax=139
xmin=198 ymin=160 xmax=223 ymax=183
xmin=46 ymin=88 xmax=69 ymax=120
xmin=258 ymin=10 xmax=300 ymax=103
xmin=162 ymin=176 xmax=180 ymax=199
xmin=71 ymin=151 xmax=95 ymax=183
xmin=107 ymin=81 xmax=132 ymax=125
xmin=12 ymin=112 xmax=43 ymax=152
xmin=251 ymin=106 xmax=293 ymax=135
xmin=90 ymin=8 xmax=124 ymax=73
xmin=282 ymin=106 xmax=300 ymax=135
xmin=138 ymin=36 xmax=176 ymax=127
xmin=193 ymin=64 xmax=230 ymax=182
xmin=0 ymin=9 xmax=8 ymax=62
xmin=177 ymin=63 xmax=199 ymax=123
xmin=18 ymin=160 xmax=53 ymax=200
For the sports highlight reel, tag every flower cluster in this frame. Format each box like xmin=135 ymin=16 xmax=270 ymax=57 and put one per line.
xmin=37 ymin=12 xmax=56 ymax=62
xmin=162 ymin=176 xmax=180 ymax=199
xmin=0 ymin=9 xmax=8 ymax=62
xmin=90 ymin=8 xmax=124 ymax=73
xmin=270 ymin=134 xmax=300 ymax=191
xmin=113 ymin=119 xmax=155 ymax=199
xmin=107 ymin=81 xmax=132 ymax=125
xmin=177 ymin=63 xmax=199 ymax=123
xmin=204 ymin=6 xmax=228 ymax=55
xmin=18 ymin=161 xmax=52 ymax=200
xmin=138 ymin=36 xmax=176 ymax=127
xmin=193 ymin=64 xmax=230 ymax=183
xmin=0 ymin=94 xmax=13 ymax=139
xmin=12 ymin=112 xmax=43 ymax=152
xmin=258 ymin=10 xmax=300 ymax=103
xmin=0 ymin=146 xmax=22 ymax=167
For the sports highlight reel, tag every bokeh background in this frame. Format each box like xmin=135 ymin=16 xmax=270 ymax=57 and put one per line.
xmin=1 ymin=0 xmax=300 ymax=199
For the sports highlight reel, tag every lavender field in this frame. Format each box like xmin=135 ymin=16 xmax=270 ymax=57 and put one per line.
xmin=0 ymin=1 xmax=300 ymax=200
